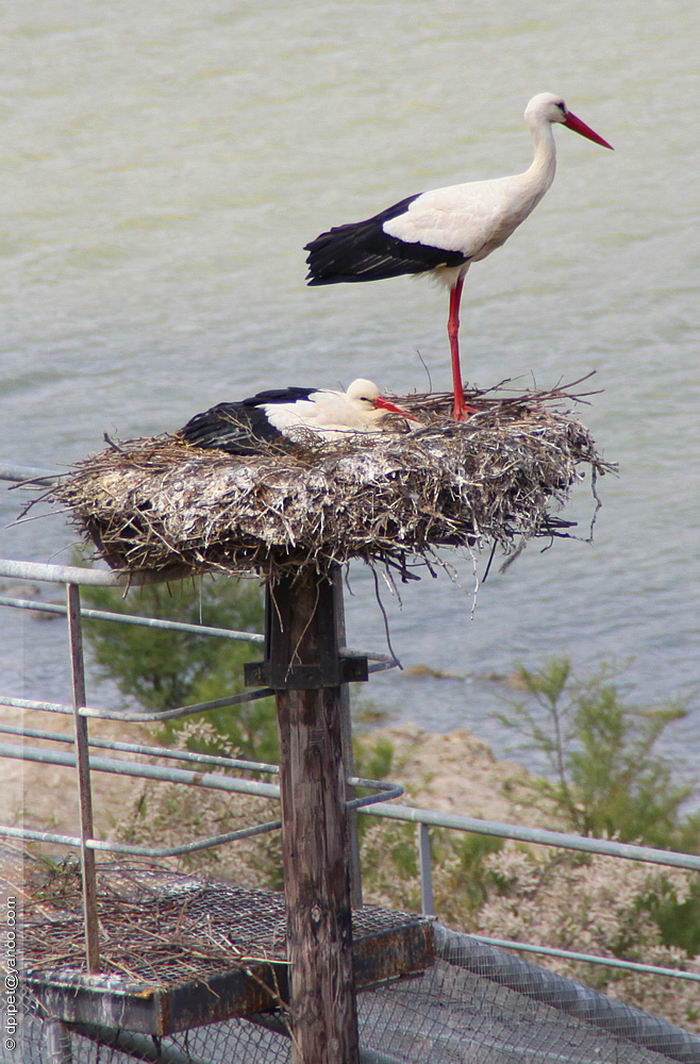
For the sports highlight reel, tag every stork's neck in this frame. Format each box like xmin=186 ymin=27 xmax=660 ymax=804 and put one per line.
xmin=524 ymin=118 xmax=557 ymax=196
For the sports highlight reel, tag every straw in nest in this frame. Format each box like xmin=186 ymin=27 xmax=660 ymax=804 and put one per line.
xmin=50 ymin=378 xmax=614 ymax=581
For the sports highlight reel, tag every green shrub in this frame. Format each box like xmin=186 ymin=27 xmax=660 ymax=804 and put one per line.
xmin=496 ymin=657 xmax=694 ymax=851
xmin=80 ymin=573 xmax=278 ymax=762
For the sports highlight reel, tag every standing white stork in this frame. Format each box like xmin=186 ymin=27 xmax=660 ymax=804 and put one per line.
xmin=178 ymin=378 xmax=414 ymax=455
xmin=305 ymin=92 xmax=613 ymax=420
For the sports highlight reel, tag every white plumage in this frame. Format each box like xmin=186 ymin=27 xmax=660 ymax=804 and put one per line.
xmin=262 ymin=379 xmax=406 ymax=435
xmin=179 ymin=379 xmax=414 ymax=455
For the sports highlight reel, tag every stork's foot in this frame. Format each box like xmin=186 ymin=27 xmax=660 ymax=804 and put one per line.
xmin=451 ymin=399 xmax=478 ymax=421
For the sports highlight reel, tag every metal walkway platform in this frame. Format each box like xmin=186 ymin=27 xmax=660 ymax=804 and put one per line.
xmin=21 ymin=866 xmax=434 ymax=1036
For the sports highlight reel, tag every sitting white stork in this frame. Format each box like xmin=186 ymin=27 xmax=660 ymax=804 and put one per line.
xmin=178 ymin=378 xmax=415 ymax=455
xmin=305 ymin=92 xmax=613 ymax=421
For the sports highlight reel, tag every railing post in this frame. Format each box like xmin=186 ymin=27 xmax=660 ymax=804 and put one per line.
xmin=418 ymin=822 xmax=434 ymax=916
xmin=65 ymin=582 xmax=100 ymax=973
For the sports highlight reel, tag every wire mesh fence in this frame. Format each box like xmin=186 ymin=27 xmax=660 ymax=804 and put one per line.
xmin=9 ymin=931 xmax=700 ymax=1064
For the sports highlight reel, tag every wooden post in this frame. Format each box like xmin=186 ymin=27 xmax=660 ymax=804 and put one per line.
xmin=272 ymin=566 xmax=360 ymax=1064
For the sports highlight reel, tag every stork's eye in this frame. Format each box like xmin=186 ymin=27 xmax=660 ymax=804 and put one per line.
xmin=556 ymin=100 xmax=567 ymax=115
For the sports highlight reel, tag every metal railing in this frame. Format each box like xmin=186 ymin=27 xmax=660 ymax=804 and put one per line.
xmin=0 ymin=551 xmax=402 ymax=973
xmin=368 ymin=810 xmax=700 ymax=983
xmin=3 ymin=553 xmax=698 ymax=987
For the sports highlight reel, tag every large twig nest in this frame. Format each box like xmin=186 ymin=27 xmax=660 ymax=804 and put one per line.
xmin=51 ymin=381 xmax=614 ymax=580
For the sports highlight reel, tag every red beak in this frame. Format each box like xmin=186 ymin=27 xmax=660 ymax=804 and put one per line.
xmin=375 ymin=396 xmax=419 ymax=420
xmin=563 ymin=109 xmax=614 ymax=150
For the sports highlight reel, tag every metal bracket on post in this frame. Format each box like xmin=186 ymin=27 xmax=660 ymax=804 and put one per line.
xmin=244 ymin=580 xmax=369 ymax=690
xmin=244 ymin=654 xmax=368 ymax=690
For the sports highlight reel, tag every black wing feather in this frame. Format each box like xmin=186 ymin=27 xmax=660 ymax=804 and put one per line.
xmin=178 ymin=403 xmax=279 ymax=455
xmin=240 ymin=386 xmax=317 ymax=407
xmin=305 ymin=194 xmax=468 ymax=285
xmin=178 ymin=387 xmax=319 ymax=455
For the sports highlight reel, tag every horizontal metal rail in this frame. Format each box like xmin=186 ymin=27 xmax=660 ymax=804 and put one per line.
xmin=469 ymin=933 xmax=700 ymax=983
xmin=65 ymin=1021 xmax=216 ymax=1064
xmin=0 ymin=463 xmax=57 ymax=486
xmin=362 ymin=800 xmax=700 ymax=872
xmin=0 ymin=740 xmax=401 ymax=806
xmin=0 ymin=556 xmax=181 ymax=587
xmin=67 ymin=1017 xmax=406 ymax=1064
xmin=0 ymin=724 xmax=402 ymax=806
xmin=0 ymin=594 xmax=264 ymax=642
xmin=0 ymin=723 xmax=280 ymax=774
xmin=0 ymin=594 xmax=397 ymax=673
xmin=1 ymin=690 xmax=274 ymax=723
xmin=0 ymin=738 xmax=402 ymax=858
xmin=363 ymin=803 xmax=700 ymax=984
xmin=1 ymin=740 xmax=282 ymax=796
xmin=435 ymin=925 xmax=700 ymax=1064
xmin=0 ymin=819 xmax=284 ymax=860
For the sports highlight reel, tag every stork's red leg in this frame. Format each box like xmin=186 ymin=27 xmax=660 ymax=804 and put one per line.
xmin=448 ymin=276 xmax=468 ymax=420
